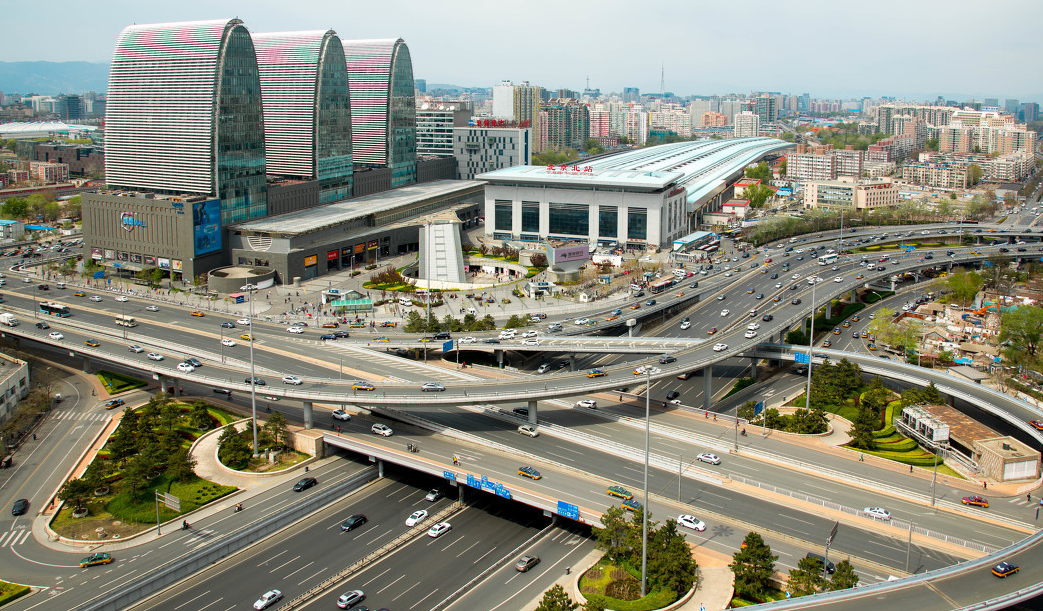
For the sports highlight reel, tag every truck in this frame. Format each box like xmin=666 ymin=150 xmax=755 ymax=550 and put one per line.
xmin=0 ymin=313 xmax=19 ymax=326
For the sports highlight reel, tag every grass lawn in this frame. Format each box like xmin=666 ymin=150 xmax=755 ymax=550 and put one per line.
xmin=50 ymin=474 xmax=236 ymax=540
xmin=578 ymin=560 xmax=677 ymax=611
xmin=96 ymin=370 xmax=147 ymax=395
xmin=240 ymin=450 xmax=308 ymax=473
xmin=0 ymin=581 xmax=30 ymax=606
xmin=731 ymin=588 xmax=788 ymax=607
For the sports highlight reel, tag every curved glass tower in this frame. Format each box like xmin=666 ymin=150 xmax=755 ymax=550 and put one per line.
xmin=106 ymin=18 xmax=267 ymax=224
xmin=343 ymin=38 xmax=417 ymax=188
xmin=252 ymin=30 xmax=353 ymax=203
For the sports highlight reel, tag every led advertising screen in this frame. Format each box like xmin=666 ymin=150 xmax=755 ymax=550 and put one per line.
xmin=193 ymin=199 xmax=222 ymax=256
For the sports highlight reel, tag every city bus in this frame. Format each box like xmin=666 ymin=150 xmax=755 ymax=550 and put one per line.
xmin=115 ymin=314 xmax=137 ymax=327
xmin=818 ymin=253 xmax=838 ymax=266
xmin=649 ymin=277 xmax=677 ymax=294
xmin=39 ymin=302 xmax=71 ymax=317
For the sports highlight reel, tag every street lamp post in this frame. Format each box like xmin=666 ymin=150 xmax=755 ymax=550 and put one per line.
xmin=120 ymin=298 xmax=126 ymax=339
xmin=641 ymin=366 xmax=650 ymax=597
xmin=805 ymin=276 xmax=819 ymax=412
xmin=220 ymin=326 xmax=225 ymax=364
xmin=241 ymin=283 xmax=259 ymax=458
xmin=32 ymin=285 xmax=37 ymax=318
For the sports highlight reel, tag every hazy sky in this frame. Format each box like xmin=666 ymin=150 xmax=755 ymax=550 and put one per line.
xmin=7 ymin=0 xmax=1043 ymax=101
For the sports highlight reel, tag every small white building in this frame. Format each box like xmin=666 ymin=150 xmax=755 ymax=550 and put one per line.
xmin=722 ymin=199 xmax=749 ymax=218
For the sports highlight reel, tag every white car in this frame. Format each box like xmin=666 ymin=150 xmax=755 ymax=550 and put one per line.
xmin=371 ymin=423 xmax=393 ymax=437
xmin=792 ymin=274 xmax=800 ymax=280
xmin=221 ymin=338 xmax=236 ymax=347
xmin=237 ymin=318 xmax=251 ymax=325
xmin=834 ymin=276 xmax=843 ymax=283
xmin=697 ymin=452 xmax=721 ymax=465
xmin=713 ymin=343 xmax=728 ymax=352
xmin=499 ymin=330 xmax=517 ymax=339
xmin=406 ymin=510 xmax=429 ymax=527
xmin=744 ymin=330 xmax=757 ymax=339
xmin=89 ymin=295 xmax=102 ymax=302
xmin=145 ymin=305 xmax=160 ymax=312
xmin=147 ymin=352 xmax=164 ymax=361
xmin=864 ymin=507 xmax=891 ymax=520
xmin=48 ymin=331 xmax=64 ymax=340
xmin=460 ymin=336 xmax=477 ymax=344
xmin=335 ymin=591 xmax=365 ymax=609
xmin=518 ymin=424 xmax=539 ymax=437
xmin=176 ymin=362 xmax=195 ymax=373
xmin=115 ymin=295 xmax=129 ymax=302
xmin=427 ymin=522 xmax=452 ymax=538
xmin=747 ymin=323 xmax=760 ymax=330
xmin=775 ymin=282 xmax=783 ymax=288
xmin=521 ymin=338 xmax=539 ymax=346
xmin=287 ymin=326 xmax=304 ymax=334
xmin=253 ymin=590 xmax=282 ymax=610
xmin=521 ymin=330 xmax=538 ymax=338
xmin=282 ymin=375 xmax=302 ymax=385
xmin=680 ymin=320 xmax=691 ymax=330
xmin=717 ymin=295 xmax=725 ymax=301
xmin=573 ymin=318 xmax=590 ymax=326
xmin=332 ymin=409 xmax=351 ymax=421
xmin=576 ymin=399 xmax=597 ymax=409
xmin=720 ymin=309 xmax=730 ymax=317
xmin=677 ymin=514 xmax=706 ymax=531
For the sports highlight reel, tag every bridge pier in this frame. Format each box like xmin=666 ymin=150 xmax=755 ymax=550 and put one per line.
xmin=703 ymin=364 xmax=713 ymax=411
xmin=82 ymin=355 xmax=91 ymax=373
xmin=302 ymin=401 xmax=313 ymax=429
xmin=750 ymin=358 xmax=758 ymax=380
xmin=495 ymin=349 xmax=504 ymax=369
xmin=568 ymin=354 xmax=577 ymax=372
xmin=850 ymin=288 xmax=860 ymax=304
xmin=527 ymin=400 xmax=537 ymax=424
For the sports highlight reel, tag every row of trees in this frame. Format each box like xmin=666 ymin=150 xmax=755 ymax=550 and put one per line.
xmin=731 ymin=532 xmax=858 ymax=600
xmin=217 ymin=412 xmax=291 ymax=469
xmin=595 ymin=506 xmax=698 ymax=598
xmin=402 ymin=311 xmax=499 ymax=333
xmin=745 ymin=202 xmax=949 ymax=246
xmin=0 ymin=192 xmax=78 ymax=222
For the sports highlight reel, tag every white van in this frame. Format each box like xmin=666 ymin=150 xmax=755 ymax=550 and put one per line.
xmin=466 ymin=307 xmax=477 ymax=315
xmin=55 ymin=282 xmax=66 ymax=289
xmin=399 ymin=298 xmax=413 ymax=307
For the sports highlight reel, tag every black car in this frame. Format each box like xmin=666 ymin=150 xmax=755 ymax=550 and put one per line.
xmin=221 ymin=322 xmax=236 ymax=328
xmin=245 ymin=377 xmax=266 ymax=386
xmin=433 ymin=332 xmax=451 ymax=340
xmin=185 ymin=358 xmax=202 ymax=368
xmin=513 ymin=407 xmax=529 ymax=417
xmin=35 ymin=322 xmax=49 ymax=329
xmin=320 ymin=333 xmax=337 ymax=340
xmin=340 ymin=514 xmax=367 ymax=531
xmin=293 ymin=477 xmax=317 ymax=492
xmin=483 ymin=339 xmax=500 ymax=344
xmin=770 ymin=273 xmax=778 ymax=279
xmin=11 ymin=498 xmax=28 ymax=516
xmin=792 ymin=298 xmax=802 ymax=305
xmin=790 ymin=284 xmax=799 ymax=290
xmin=37 ymin=284 xmax=49 ymax=290
xmin=689 ymin=281 xmax=698 ymax=288
xmin=666 ymin=391 xmax=680 ymax=401
xmin=762 ymin=314 xmax=774 ymax=322
xmin=806 ymin=552 xmax=835 ymax=574
xmin=659 ymin=355 xmax=677 ymax=364
xmin=334 ymin=330 xmax=351 ymax=338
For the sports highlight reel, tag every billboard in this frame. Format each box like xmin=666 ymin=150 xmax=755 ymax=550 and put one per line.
xmin=304 ymin=255 xmax=318 ymax=266
xmin=91 ymin=247 xmax=103 ymax=260
xmin=104 ymin=249 xmax=114 ymax=260
xmin=327 ymin=250 xmax=338 ymax=261
xmin=546 ymin=242 xmax=590 ymax=271
xmin=171 ymin=259 xmax=183 ymax=272
xmin=193 ymin=199 xmax=222 ymax=256
xmin=144 ymin=255 xmax=156 ymax=267
xmin=129 ymin=253 xmax=142 ymax=264
xmin=157 ymin=257 xmax=170 ymax=270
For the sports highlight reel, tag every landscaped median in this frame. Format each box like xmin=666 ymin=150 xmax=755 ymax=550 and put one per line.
xmin=48 ymin=393 xmax=239 ymax=543
xmin=0 ymin=581 xmax=30 ymax=607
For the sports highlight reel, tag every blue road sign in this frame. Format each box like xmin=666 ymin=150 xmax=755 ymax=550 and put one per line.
xmin=795 ymin=352 xmax=811 ymax=364
xmin=93 ymin=270 xmax=105 ymax=279
xmin=557 ymin=501 xmax=580 ymax=520
xmin=442 ymin=470 xmax=456 ymax=481
xmin=466 ymin=474 xmax=479 ymax=488
xmin=754 ymin=400 xmax=764 ymax=415
xmin=443 ymin=339 xmax=454 ymax=353
xmin=495 ymin=484 xmax=511 ymax=499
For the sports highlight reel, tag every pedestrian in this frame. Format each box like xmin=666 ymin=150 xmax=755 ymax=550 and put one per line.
xmin=859 ymin=453 xmax=864 ymax=462
xmin=32 ymin=433 xmax=36 ymax=441
xmin=910 ymin=465 xmax=913 ymax=473
xmin=983 ymin=481 xmax=988 ymax=490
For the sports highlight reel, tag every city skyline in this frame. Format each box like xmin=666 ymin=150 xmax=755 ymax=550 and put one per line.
xmin=3 ymin=0 xmax=1042 ymax=102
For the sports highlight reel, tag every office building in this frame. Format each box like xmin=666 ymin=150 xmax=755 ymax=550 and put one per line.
xmin=416 ymin=102 xmax=472 ymax=157
xmin=414 ymin=78 xmax=426 ymax=93
xmin=252 ymin=30 xmax=353 ymax=203
xmin=754 ymin=94 xmax=777 ymax=124
xmin=453 ymin=126 xmax=531 ymax=180
xmin=1022 ymin=102 xmax=1038 ymax=124
xmin=104 ymin=19 xmax=268 ymax=224
xmin=622 ymin=87 xmax=640 ymax=103
xmin=344 ymin=38 xmax=417 ymax=188
xmin=27 ymin=142 xmax=103 ymax=176
xmin=733 ymin=111 xmax=760 ymax=138
xmin=803 ymin=177 xmax=898 ymax=211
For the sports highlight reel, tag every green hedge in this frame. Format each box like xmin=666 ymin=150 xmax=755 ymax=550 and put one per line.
xmin=864 ymin=291 xmax=895 ymax=304
xmin=874 ymin=437 xmax=919 ymax=451
xmin=864 ymin=449 xmax=939 ymax=466
xmin=872 ymin=425 xmax=896 ymax=438
xmin=96 ymin=370 xmax=147 ymax=394
xmin=596 ymin=590 xmax=677 ymax=611
xmin=723 ymin=377 xmax=757 ymax=399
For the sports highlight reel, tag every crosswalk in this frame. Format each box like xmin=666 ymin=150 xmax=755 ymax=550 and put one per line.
xmin=1006 ymin=496 xmax=1041 ymax=508
xmin=51 ymin=410 xmax=109 ymax=422
xmin=0 ymin=528 xmax=32 ymax=547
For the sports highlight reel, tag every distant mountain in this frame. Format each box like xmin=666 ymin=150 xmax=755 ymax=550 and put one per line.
xmin=0 ymin=62 xmax=109 ymax=96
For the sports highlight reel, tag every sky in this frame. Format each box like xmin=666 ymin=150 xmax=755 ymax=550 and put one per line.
xmin=7 ymin=0 xmax=1043 ymax=102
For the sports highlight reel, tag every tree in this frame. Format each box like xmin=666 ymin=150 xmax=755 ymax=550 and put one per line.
xmin=530 ymin=253 xmax=548 ymax=267
xmin=942 ymin=271 xmax=984 ymax=307
xmin=535 ymin=584 xmax=578 ymax=611
xmin=827 ymin=559 xmax=860 ymax=591
xmin=745 ymin=184 xmax=773 ymax=208
xmin=737 ymin=400 xmax=758 ymax=421
xmin=59 ymin=477 xmax=93 ymax=510
xmin=218 ymin=426 xmax=252 ymax=468
xmin=581 ymin=595 xmax=607 ymax=611
xmin=188 ymin=402 xmax=212 ymax=429
xmin=648 ymin=519 xmax=697 ymax=595
xmin=967 ymin=164 xmax=983 ymax=185
xmin=263 ymin=411 xmax=291 ymax=448
xmin=900 ymin=382 xmax=944 ymax=407
xmin=788 ymin=555 xmax=827 ymax=596
xmin=730 ymin=532 xmax=778 ymax=602
xmin=123 ymin=453 xmax=155 ymax=494
xmin=998 ymin=306 xmax=1043 ymax=361
xmin=849 ymin=405 xmax=877 ymax=450
xmin=595 ymin=505 xmax=634 ymax=561
xmin=745 ymin=162 xmax=773 ymax=183
xmin=166 ymin=447 xmax=197 ymax=482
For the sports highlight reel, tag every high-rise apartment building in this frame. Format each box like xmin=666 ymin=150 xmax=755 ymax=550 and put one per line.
xmin=104 ymin=18 xmax=268 ymax=224
xmin=702 ymin=112 xmax=727 ymax=127
xmin=622 ymin=87 xmax=640 ymax=103
xmin=733 ymin=111 xmax=760 ymax=138
xmin=492 ymin=80 xmax=515 ymax=119
xmin=252 ymin=30 xmax=353 ymax=203
xmin=543 ymin=99 xmax=589 ymax=150
xmin=513 ymin=82 xmax=543 ymax=149
xmin=1023 ymin=102 xmax=1039 ymax=123
xmin=754 ymin=94 xmax=777 ymax=124
xmin=343 ymin=38 xmax=417 ymax=188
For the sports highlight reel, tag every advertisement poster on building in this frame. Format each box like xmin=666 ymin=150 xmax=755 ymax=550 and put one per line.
xmin=193 ymin=199 xmax=222 ymax=256
xmin=104 ymin=249 xmax=115 ymax=260
xmin=304 ymin=255 xmax=318 ymax=267
xmin=91 ymin=248 xmax=103 ymax=261
xmin=157 ymin=258 xmax=170 ymax=270
xmin=171 ymin=259 xmax=183 ymax=272
xmin=144 ymin=256 xmax=156 ymax=267
xmin=130 ymin=253 xmax=142 ymax=264
xmin=117 ymin=251 xmax=128 ymax=261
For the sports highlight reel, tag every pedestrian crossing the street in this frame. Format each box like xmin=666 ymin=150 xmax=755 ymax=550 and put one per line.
xmin=52 ymin=410 xmax=109 ymax=422
xmin=0 ymin=528 xmax=32 ymax=547
xmin=1007 ymin=496 xmax=1041 ymax=507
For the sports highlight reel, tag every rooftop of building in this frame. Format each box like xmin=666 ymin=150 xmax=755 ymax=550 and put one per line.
xmin=232 ymin=179 xmax=484 ymax=236
xmin=477 ymin=164 xmax=682 ymax=191
xmin=0 ymin=121 xmax=98 ymax=138
xmin=918 ymin=403 xmax=999 ymax=444
xmin=0 ymin=220 xmax=22 ymax=226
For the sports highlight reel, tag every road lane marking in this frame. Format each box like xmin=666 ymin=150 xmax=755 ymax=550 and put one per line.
xmin=257 ymin=548 xmax=289 ymax=566
xmin=283 ymin=561 xmax=314 ymax=580
xmin=173 ymin=589 xmax=211 ymax=610
xmin=267 ymin=554 xmax=301 ymax=574
xmin=297 ymin=566 xmax=327 ymax=586
xmin=377 ymin=574 xmax=407 ymax=594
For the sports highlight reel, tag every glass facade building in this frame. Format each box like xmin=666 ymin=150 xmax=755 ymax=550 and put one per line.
xmin=343 ymin=38 xmax=417 ymax=188
xmin=106 ymin=19 xmax=268 ymax=225
xmin=253 ymin=30 xmax=353 ymax=203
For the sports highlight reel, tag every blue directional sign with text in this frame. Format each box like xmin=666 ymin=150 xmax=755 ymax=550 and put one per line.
xmin=795 ymin=352 xmax=811 ymax=364
xmin=557 ymin=501 xmax=580 ymax=520
xmin=443 ymin=340 xmax=454 ymax=353
xmin=442 ymin=470 xmax=456 ymax=481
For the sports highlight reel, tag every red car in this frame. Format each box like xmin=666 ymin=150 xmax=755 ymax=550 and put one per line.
xmin=962 ymin=496 xmax=989 ymax=508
